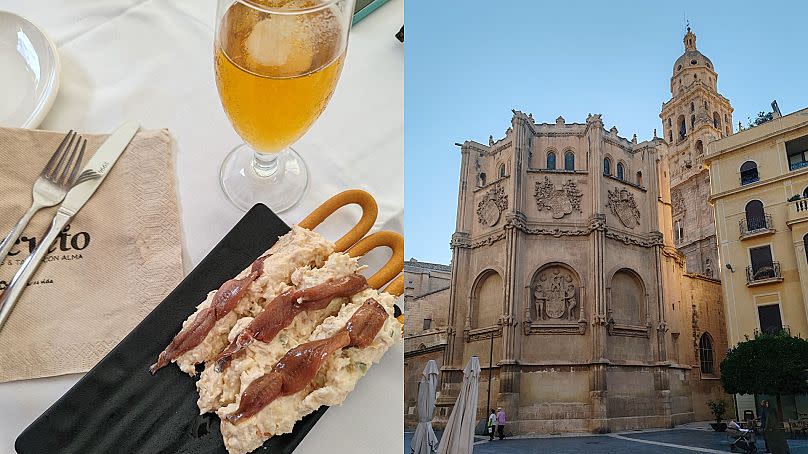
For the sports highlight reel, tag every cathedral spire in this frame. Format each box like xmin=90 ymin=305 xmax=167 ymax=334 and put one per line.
xmin=684 ymin=25 xmax=697 ymax=52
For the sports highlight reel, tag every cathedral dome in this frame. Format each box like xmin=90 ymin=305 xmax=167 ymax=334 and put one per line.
xmin=672 ymin=27 xmax=713 ymax=75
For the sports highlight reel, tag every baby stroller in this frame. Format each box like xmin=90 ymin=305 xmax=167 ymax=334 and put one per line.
xmin=727 ymin=421 xmax=757 ymax=453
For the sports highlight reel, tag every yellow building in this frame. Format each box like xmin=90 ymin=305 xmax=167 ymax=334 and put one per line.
xmin=705 ymin=107 xmax=808 ymax=416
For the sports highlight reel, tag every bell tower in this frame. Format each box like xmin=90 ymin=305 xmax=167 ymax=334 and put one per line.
xmin=659 ymin=26 xmax=733 ymax=278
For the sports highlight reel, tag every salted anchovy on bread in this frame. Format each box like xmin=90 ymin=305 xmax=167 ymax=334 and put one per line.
xmin=226 ymin=298 xmax=387 ymax=424
xmin=196 ymin=252 xmax=362 ymax=413
xmin=214 ymin=273 xmax=368 ymax=372
xmin=216 ymin=287 xmax=401 ymax=454
xmin=150 ymin=226 xmax=333 ymax=375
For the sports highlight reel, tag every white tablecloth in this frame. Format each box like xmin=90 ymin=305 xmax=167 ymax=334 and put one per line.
xmin=0 ymin=0 xmax=403 ymax=452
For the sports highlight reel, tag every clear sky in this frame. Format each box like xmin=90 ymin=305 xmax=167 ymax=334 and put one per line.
xmin=404 ymin=1 xmax=808 ymax=265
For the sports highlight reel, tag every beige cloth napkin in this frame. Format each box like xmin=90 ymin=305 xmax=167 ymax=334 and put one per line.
xmin=0 ymin=127 xmax=183 ymax=382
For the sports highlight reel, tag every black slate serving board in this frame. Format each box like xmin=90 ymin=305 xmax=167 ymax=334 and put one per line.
xmin=16 ymin=204 xmax=329 ymax=454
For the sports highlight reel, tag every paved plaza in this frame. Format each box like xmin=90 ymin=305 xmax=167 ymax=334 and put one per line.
xmin=404 ymin=425 xmax=808 ymax=453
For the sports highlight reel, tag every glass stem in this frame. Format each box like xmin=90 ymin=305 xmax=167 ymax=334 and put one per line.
xmin=252 ymin=150 xmax=280 ymax=178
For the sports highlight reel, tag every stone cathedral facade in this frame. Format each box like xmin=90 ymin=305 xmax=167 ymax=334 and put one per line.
xmin=405 ymin=28 xmax=732 ymax=433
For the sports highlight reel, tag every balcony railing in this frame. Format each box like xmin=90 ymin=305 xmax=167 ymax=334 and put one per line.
xmin=746 ymin=261 xmax=783 ymax=286
xmin=790 ymin=160 xmax=808 ymax=171
xmin=739 ymin=214 xmax=774 ymax=239
xmin=787 ymin=198 xmax=808 ymax=227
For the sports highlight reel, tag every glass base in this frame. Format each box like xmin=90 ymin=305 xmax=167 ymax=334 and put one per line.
xmin=219 ymin=143 xmax=309 ymax=213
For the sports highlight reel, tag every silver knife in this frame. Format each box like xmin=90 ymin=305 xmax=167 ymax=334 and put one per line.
xmin=0 ymin=121 xmax=140 ymax=332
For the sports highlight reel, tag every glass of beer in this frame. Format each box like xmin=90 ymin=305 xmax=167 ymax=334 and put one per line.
xmin=214 ymin=0 xmax=355 ymax=212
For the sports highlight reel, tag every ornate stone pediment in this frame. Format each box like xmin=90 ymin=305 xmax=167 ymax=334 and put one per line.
xmin=534 ymin=177 xmax=583 ymax=219
xmin=477 ymin=185 xmax=508 ymax=227
xmin=606 ymin=188 xmax=641 ymax=228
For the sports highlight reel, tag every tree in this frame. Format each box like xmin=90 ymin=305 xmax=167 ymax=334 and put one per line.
xmin=748 ymin=111 xmax=774 ymax=128
xmin=720 ymin=331 xmax=808 ymax=420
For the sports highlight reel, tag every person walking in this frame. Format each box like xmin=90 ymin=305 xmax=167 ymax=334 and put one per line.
xmin=496 ymin=407 xmax=507 ymax=440
xmin=487 ymin=409 xmax=497 ymax=441
xmin=759 ymin=400 xmax=770 ymax=453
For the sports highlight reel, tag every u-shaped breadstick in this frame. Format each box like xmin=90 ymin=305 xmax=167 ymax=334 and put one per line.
xmin=347 ymin=231 xmax=404 ymax=290
xmin=298 ymin=189 xmax=378 ymax=252
xmin=383 ymin=275 xmax=404 ymax=297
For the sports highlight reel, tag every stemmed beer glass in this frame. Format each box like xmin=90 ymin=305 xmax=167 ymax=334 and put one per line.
xmin=214 ymin=0 xmax=355 ymax=212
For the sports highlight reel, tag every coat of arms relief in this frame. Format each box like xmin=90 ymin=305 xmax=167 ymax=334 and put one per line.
xmin=533 ymin=268 xmax=579 ymax=321
xmin=534 ymin=177 xmax=583 ymax=219
xmin=525 ymin=266 xmax=587 ymax=335
xmin=477 ymin=185 xmax=508 ymax=227
xmin=606 ymin=187 xmax=641 ymax=228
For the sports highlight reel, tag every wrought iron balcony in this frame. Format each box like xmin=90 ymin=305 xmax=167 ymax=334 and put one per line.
xmin=739 ymin=214 xmax=774 ymax=239
xmin=746 ymin=261 xmax=783 ymax=286
xmin=789 ymin=160 xmax=808 ymax=171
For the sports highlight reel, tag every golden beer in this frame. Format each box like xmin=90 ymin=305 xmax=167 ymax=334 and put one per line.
xmin=215 ymin=2 xmax=346 ymax=153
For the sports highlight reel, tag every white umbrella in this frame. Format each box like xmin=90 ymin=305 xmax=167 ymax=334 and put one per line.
xmin=410 ymin=360 xmax=440 ymax=454
xmin=437 ymin=356 xmax=481 ymax=454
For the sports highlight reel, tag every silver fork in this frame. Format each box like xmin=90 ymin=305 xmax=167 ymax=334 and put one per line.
xmin=0 ymin=131 xmax=86 ymax=265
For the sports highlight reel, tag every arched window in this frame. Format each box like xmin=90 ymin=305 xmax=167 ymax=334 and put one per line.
xmin=669 ymin=131 xmax=673 ymax=143
xmin=603 ymin=157 xmax=611 ymax=175
xmin=745 ymin=200 xmax=766 ymax=231
xmin=691 ymin=115 xmax=696 ymax=130
xmin=675 ymin=220 xmax=683 ymax=243
xmin=713 ymin=111 xmax=721 ymax=129
xmin=740 ymin=161 xmax=759 ymax=185
xmin=699 ymin=333 xmax=714 ymax=375
xmin=690 ymin=102 xmax=695 ymax=112
xmin=668 ymin=118 xmax=672 ymax=127
xmin=546 ymin=151 xmax=556 ymax=170
xmin=804 ymin=187 xmax=808 ymax=199
xmin=695 ymin=140 xmax=704 ymax=155
xmin=479 ymin=172 xmax=487 ymax=186
xmin=499 ymin=163 xmax=506 ymax=178
xmin=616 ymin=162 xmax=625 ymax=180
xmin=678 ymin=115 xmax=686 ymax=140
xmin=564 ymin=151 xmax=575 ymax=171
xmin=636 ymin=171 xmax=643 ymax=187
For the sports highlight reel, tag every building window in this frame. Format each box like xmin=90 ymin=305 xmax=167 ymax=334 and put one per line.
xmin=636 ymin=171 xmax=643 ymax=186
xmin=749 ymin=245 xmax=776 ymax=280
xmin=499 ymin=163 xmax=506 ymax=178
xmin=669 ymin=131 xmax=673 ymax=143
xmin=564 ymin=151 xmax=575 ymax=171
xmin=675 ymin=220 xmax=683 ymax=243
xmin=699 ymin=333 xmax=714 ymax=375
xmin=678 ymin=115 xmax=686 ymax=140
xmin=713 ymin=112 xmax=721 ymax=129
xmin=786 ymin=135 xmax=808 ymax=171
xmin=423 ymin=318 xmax=432 ymax=331
xmin=695 ymin=140 xmax=704 ymax=156
xmin=804 ymin=186 xmax=808 ymax=199
xmin=547 ymin=151 xmax=557 ymax=170
xmin=690 ymin=102 xmax=695 ymax=112
xmin=668 ymin=118 xmax=672 ymax=127
xmin=691 ymin=115 xmax=696 ymax=130
xmin=616 ymin=162 xmax=625 ymax=180
xmin=479 ymin=172 xmax=487 ymax=186
xmin=603 ymin=157 xmax=611 ymax=175
xmin=740 ymin=161 xmax=759 ymax=185
xmin=758 ymin=304 xmax=783 ymax=335
xmin=744 ymin=200 xmax=767 ymax=231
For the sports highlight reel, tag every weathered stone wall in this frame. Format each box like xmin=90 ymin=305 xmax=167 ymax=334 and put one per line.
xmin=403 ymin=287 xmax=449 ymax=337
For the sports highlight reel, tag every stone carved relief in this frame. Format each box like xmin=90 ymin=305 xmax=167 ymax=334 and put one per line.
xmin=477 ymin=185 xmax=508 ymax=227
xmin=607 ymin=188 xmax=641 ymax=228
xmin=534 ymin=177 xmax=583 ymax=219
xmin=534 ymin=268 xmax=578 ymax=321
xmin=671 ymin=188 xmax=685 ymax=214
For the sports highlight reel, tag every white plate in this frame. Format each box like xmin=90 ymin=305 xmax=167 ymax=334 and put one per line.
xmin=0 ymin=11 xmax=60 ymax=128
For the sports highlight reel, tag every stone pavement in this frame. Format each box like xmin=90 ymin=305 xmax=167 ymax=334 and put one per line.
xmin=404 ymin=424 xmax=808 ymax=453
